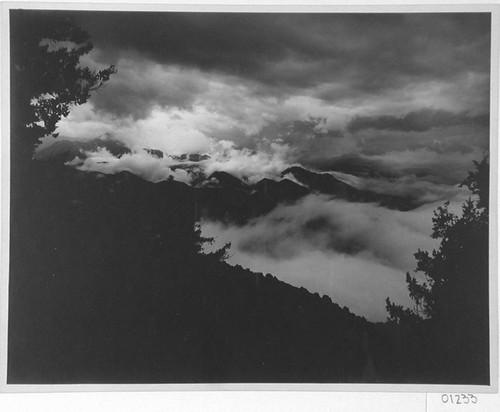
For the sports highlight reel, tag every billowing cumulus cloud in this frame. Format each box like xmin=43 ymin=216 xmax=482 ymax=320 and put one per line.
xmin=88 ymin=58 xmax=211 ymax=119
xmin=56 ymin=62 xmax=338 ymax=149
xmin=202 ymin=141 xmax=293 ymax=184
xmin=56 ymin=104 xmax=212 ymax=154
xmin=62 ymin=135 xmax=294 ymax=185
xmin=67 ymin=148 xmax=194 ymax=184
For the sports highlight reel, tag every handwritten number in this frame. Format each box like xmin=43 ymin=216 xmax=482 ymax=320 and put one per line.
xmin=441 ymin=394 xmax=478 ymax=405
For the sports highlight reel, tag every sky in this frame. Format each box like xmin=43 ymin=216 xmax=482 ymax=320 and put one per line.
xmin=34 ymin=11 xmax=491 ymax=321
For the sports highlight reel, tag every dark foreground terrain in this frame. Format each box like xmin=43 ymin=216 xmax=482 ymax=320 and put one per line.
xmin=8 ymin=160 xmax=490 ymax=384
xmin=9 ymin=162 xmax=369 ymax=383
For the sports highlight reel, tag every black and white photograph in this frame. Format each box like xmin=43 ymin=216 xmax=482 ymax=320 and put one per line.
xmin=2 ymin=4 xmax=498 ymax=392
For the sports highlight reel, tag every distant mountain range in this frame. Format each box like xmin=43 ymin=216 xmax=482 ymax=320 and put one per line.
xmin=280 ymin=166 xmax=420 ymax=211
xmin=35 ymin=138 xmax=421 ymax=225
xmin=196 ymin=167 xmax=420 ymax=224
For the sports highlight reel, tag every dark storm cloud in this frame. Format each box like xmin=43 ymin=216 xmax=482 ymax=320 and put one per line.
xmin=347 ymin=109 xmax=489 ymax=133
xmin=349 ymin=122 xmax=490 ymax=159
xmin=86 ymin=59 xmax=210 ymax=119
xmin=68 ymin=12 xmax=490 ymax=94
xmin=302 ymin=152 xmax=464 ymax=186
xmin=74 ymin=12 xmax=310 ymax=86
xmin=303 ymin=153 xmax=401 ymax=177
xmin=243 ymin=117 xmax=343 ymax=151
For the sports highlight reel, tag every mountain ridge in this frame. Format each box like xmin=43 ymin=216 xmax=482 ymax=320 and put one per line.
xmin=35 ymin=140 xmax=421 ymax=224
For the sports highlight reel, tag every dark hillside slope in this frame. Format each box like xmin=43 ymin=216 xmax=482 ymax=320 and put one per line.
xmin=9 ymin=163 xmax=373 ymax=383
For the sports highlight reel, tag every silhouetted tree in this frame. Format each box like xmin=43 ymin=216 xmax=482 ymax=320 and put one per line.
xmin=385 ymin=156 xmax=489 ymax=383
xmin=193 ymin=223 xmax=231 ymax=261
xmin=387 ymin=157 xmax=488 ymax=322
xmin=10 ymin=10 xmax=115 ymax=160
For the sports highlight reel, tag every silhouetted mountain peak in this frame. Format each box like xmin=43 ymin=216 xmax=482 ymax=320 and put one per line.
xmin=207 ymin=171 xmax=248 ymax=189
xmin=281 ymin=166 xmax=350 ymax=193
xmin=253 ymin=177 xmax=309 ymax=199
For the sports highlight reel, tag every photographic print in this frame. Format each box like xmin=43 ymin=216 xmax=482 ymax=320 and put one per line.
xmin=4 ymin=6 xmax=495 ymax=387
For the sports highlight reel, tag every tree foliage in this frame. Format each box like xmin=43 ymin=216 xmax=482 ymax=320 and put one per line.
xmin=10 ymin=10 xmax=115 ymax=157
xmin=193 ymin=223 xmax=232 ymax=262
xmin=385 ymin=156 xmax=489 ymax=383
xmin=386 ymin=156 xmax=489 ymax=324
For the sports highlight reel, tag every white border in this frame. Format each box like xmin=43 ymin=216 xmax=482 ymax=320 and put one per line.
xmin=0 ymin=1 xmax=499 ymax=405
